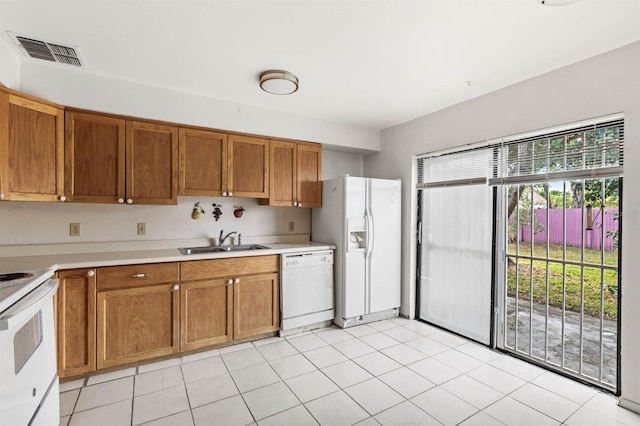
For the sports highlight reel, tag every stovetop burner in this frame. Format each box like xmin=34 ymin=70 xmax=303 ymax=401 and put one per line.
xmin=0 ymin=272 xmax=34 ymax=282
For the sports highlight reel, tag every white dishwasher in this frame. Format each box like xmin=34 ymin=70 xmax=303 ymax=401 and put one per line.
xmin=280 ymin=250 xmax=334 ymax=334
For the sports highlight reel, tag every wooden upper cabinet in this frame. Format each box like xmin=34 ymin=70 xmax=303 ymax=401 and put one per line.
xmin=179 ymin=128 xmax=227 ymax=196
xmin=0 ymin=89 xmax=65 ymax=202
xmin=228 ymin=134 xmax=269 ymax=198
xmin=269 ymin=140 xmax=297 ymax=207
xmin=65 ymin=112 xmax=178 ymax=205
xmin=265 ymin=140 xmax=322 ymax=208
xmin=296 ymin=143 xmax=322 ymax=208
xmin=65 ymin=111 xmax=125 ymax=203
xmin=126 ymin=120 xmax=178 ymax=205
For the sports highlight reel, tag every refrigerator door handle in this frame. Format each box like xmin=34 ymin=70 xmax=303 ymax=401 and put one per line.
xmin=366 ymin=214 xmax=374 ymax=255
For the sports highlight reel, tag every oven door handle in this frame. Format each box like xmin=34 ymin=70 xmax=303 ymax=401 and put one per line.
xmin=0 ymin=279 xmax=59 ymax=331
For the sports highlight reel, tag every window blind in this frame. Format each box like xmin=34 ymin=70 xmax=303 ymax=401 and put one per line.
xmin=488 ymin=115 xmax=624 ymax=185
xmin=417 ymin=146 xmax=490 ymax=189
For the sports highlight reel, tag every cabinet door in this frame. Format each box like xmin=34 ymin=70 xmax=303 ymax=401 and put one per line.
xmin=57 ymin=269 xmax=96 ymax=378
xmin=181 ymin=279 xmax=233 ymax=351
xmin=268 ymin=140 xmax=297 ymax=207
xmin=126 ymin=121 xmax=178 ymax=205
xmin=296 ymin=143 xmax=322 ymax=208
xmin=97 ymin=283 xmax=179 ymax=369
xmin=234 ymin=273 xmax=279 ymax=340
xmin=228 ymin=135 xmax=269 ymax=198
xmin=65 ymin=111 xmax=125 ymax=203
xmin=179 ymin=128 xmax=228 ymax=196
xmin=0 ymin=91 xmax=65 ymax=201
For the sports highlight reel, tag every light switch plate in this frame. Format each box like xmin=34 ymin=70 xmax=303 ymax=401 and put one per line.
xmin=70 ymin=223 xmax=80 ymax=237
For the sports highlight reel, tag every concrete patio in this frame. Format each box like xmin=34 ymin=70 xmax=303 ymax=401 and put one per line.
xmin=505 ymin=297 xmax=617 ymax=388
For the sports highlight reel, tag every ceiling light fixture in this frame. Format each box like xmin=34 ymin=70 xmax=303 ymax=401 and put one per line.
xmin=259 ymin=70 xmax=299 ymax=95
xmin=538 ymin=0 xmax=583 ymax=5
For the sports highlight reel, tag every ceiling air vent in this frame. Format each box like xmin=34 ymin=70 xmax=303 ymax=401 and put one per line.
xmin=12 ymin=34 xmax=83 ymax=67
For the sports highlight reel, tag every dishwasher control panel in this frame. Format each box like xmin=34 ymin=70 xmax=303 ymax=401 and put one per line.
xmin=282 ymin=250 xmax=334 ymax=269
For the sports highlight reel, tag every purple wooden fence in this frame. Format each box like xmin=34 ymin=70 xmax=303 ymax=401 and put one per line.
xmin=519 ymin=208 xmax=619 ymax=251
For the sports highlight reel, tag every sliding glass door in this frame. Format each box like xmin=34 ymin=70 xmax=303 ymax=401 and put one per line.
xmin=416 ymin=148 xmax=493 ymax=345
xmin=497 ymin=178 xmax=620 ymax=390
xmin=416 ymin=113 xmax=623 ymax=392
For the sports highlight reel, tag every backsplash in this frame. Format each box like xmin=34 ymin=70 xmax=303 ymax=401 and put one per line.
xmin=0 ymin=196 xmax=310 ymax=245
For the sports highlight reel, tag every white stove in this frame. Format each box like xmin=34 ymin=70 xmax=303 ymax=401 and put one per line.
xmin=0 ymin=269 xmax=55 ymax=312
xmin=0 ymin=267 xmax=59 ymax=426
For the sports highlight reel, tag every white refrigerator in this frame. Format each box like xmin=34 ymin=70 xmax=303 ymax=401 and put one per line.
xmin=312 ymin=176 xmax=401 ymax=328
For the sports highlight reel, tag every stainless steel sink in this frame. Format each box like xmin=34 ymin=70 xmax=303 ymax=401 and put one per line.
xmin=179 ymin=244 xmax=270 ymax=255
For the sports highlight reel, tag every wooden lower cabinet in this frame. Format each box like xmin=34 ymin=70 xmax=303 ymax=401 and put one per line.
xmin=180 ymin=278 xmax=233 ymax=351
xmin=58 ymin=256 xmax=279 ymax=377
xmin=57 ymin=269 xmax=96 ymax=378
xmin=234 ymin=273 xmax=279 ymax=340
xmin=181 ymin=255 xmax=279 ymax=343
xmin=97 ymin=283 xmax=180 ymax=369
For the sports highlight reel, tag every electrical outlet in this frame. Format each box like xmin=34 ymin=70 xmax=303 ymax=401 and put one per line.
xmin=70 ymin=223 xmax=80 ymax=237
xmin=288 ymin=221 xmax=295 ymax=232
xmin=137 ymin=222 xmax=146 ymax=235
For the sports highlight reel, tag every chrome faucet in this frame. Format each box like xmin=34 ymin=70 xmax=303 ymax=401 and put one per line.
xmin=218 ymin=230 xmax=237 ymax=246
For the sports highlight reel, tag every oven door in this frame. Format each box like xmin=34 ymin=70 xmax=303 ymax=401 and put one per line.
xmin=0 ymin=279 xmax=59 ymax=426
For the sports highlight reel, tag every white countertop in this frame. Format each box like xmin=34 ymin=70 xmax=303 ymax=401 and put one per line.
xmin=0 ymin=240 xmax=335 ymax=274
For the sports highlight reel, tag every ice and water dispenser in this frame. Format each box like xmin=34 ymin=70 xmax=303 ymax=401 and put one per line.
xmin=347 ymin=217 xmax=367 ymax=251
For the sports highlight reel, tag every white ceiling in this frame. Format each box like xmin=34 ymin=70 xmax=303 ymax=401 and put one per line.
xmin=1 ymin=0 xmax=639 ymax=131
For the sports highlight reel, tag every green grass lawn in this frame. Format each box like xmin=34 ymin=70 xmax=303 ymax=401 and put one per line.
xmin=507 ymin=242 xmax=618 ymax=320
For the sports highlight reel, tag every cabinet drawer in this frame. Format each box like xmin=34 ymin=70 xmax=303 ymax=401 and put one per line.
xmin=181 ymin=255 xmax=278 ymax=281
xmin=97 ymin=262 xmax=179 ymax=291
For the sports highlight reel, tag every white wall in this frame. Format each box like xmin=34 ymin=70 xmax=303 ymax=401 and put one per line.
xmin=364 ymin=40 xmax=640 ymax=409
xmin=0 ymin=196 xmax=310 ymax=245
xmin=322 ymin=149 xmax=364 ymax=180
xmin=17 ymin=61 xmax=379 ymax=153
xmin=0 ymin=37 xmax=20 ymax=88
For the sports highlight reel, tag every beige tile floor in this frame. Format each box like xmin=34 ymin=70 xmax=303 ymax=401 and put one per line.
xmin=59 ymin=318 xmax=640 ymax=425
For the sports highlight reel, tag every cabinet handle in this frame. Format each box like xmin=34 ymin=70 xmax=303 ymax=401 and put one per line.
xmin=87 ymin=270 xmax=95 ymax=277
xmin=117 ymin=198 xmax=125 ymax=204
xmin=0 ymin=193 xmax=4 ymax=200
xmin=228 ymin=192 xmax=233 ymax=197
xmin=173 ymin=284 xmax=179 ymax=291
xmin=234 ymin=278 xmax=240 ymax=284
xmin=222 ymin=192 xmax=227 ymax=196
xmin=298 ymin=203 xmax=302 ymax=207
xmin=126 ymin=199 xmax=133 ymax=204
xmin=227 ymin=279 xmax=233 ymax=285
xmin=131 ymin=273 xmax=149 ymax=278
xmin=58 ymin=195 xmax=67 ymax=202
xmin=293 ymin=202 xmax=298 ymax=206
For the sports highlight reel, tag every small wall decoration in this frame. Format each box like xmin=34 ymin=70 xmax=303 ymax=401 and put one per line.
xmin=191 ymin=202 xmax=204 ymax=220
xmin=233 ymin=206 xmax=245 ymax=218
xmin=212 ymin=203 xmax=223 ymax=221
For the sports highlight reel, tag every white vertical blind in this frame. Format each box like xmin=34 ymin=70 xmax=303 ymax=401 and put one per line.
xmin=417 ymin=147 xmax=492 ymax=344
xmin=419 ymin=184 xmax=493 ymax=344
